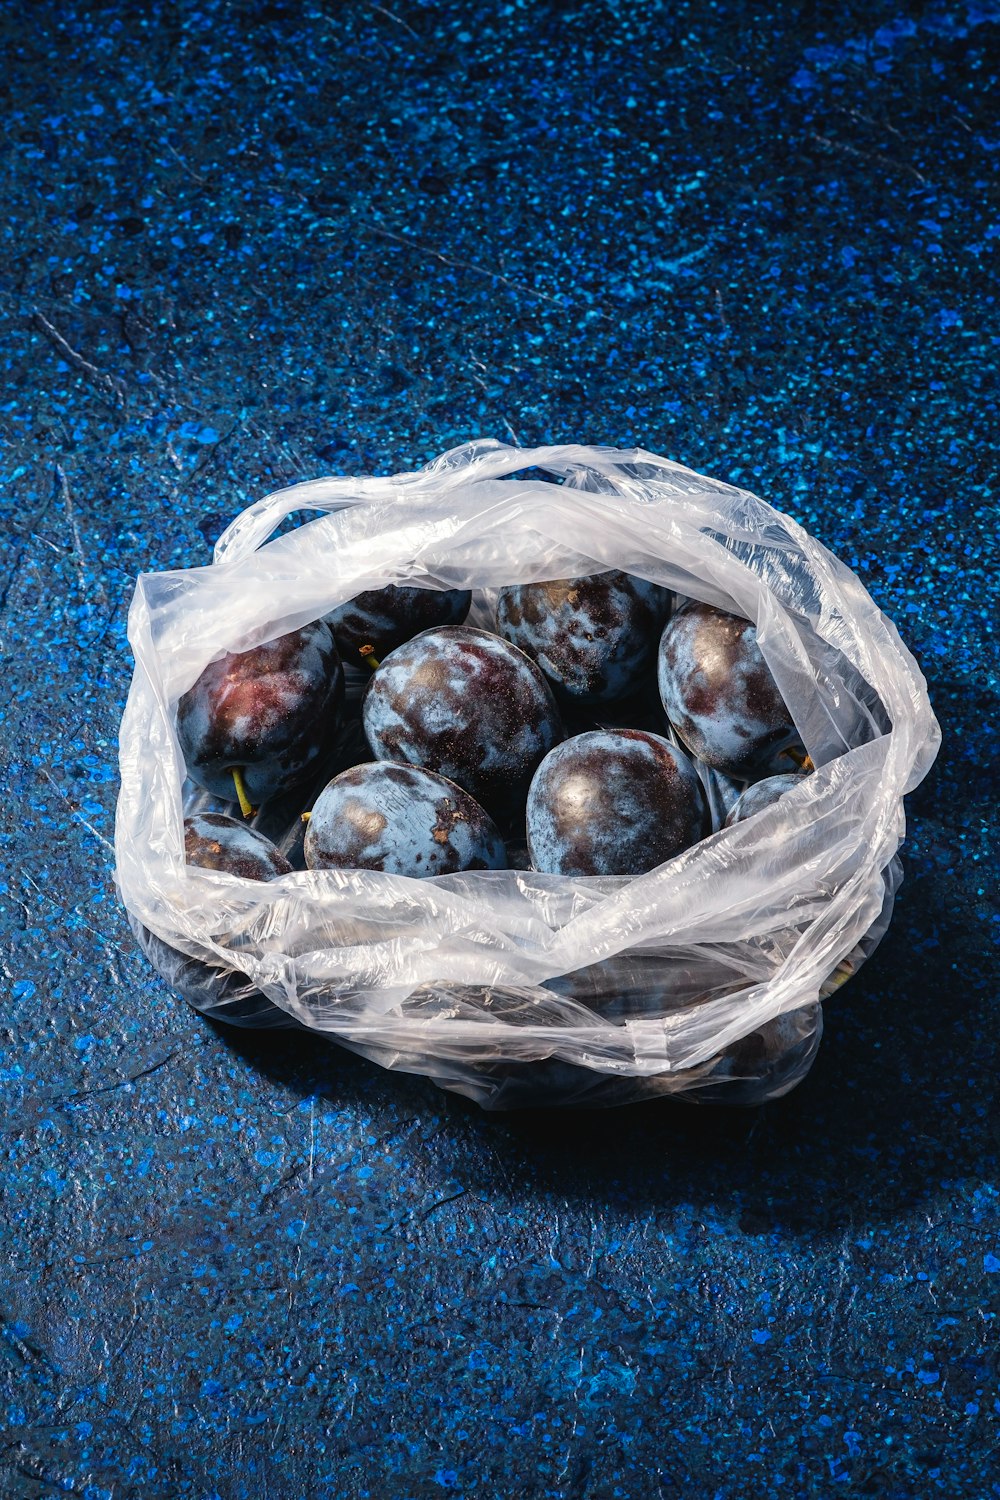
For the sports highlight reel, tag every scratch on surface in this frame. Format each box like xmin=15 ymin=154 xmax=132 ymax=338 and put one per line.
xmin=844 ymin=105 xmax=903 ymax=141
xmin=583 ymin=1221 xmax=597 ymax=1281
xmin=71 ymin=1246 xmax=157 ymax=1270
xmin=29 ymin=531 xmax=68 ymax=556
xmin=419 ymin=1188 xmax=470 ymax=1222
xmin=32 ymin=309 xmax=127 ymax=406
xmin=282 ymin=1238 xmax=306 ymax=1373
xmin=358 ymin=220 xmax=578 ymax=312
xmin=482 ymin=1134 xmax=519 ymax=1197
xmin=555 ymin=1346 xmax=585 ymax=1484
xmin=549 ymin=1207 xmax=564 ymax=1267
xmin=370 ymin=2 xmax=421 ymax=41
xmin=171 ymin=415 xmax=245 ymax=496
xmin=164 ymin=139 xmax=208 ymax=185
xmin=244 ymin=412 xmax=310 ymax=481
xmin=257 ymin=1159 xmax=310 ymax=1212
xmin=807 ymin=131 xmax=928 ymax=185
xmin=821 ymin=1226 xmax=855 ymax=1363
xmin=39 ymin=766 xmax=114 ymax=855
xmin=54 ymin=464 xmax=104 ymax=610
xmin=0 ymin=541 xmax=28 ymax=619
xmin=714 ymin=285 xmax=731 ymax=341
xmin=20 ymin=868 xmax=114 ymax=951
xmin=1 ymin=1315 xmax=59 ymax=1374
xmin=106 ymin=1308 xmax=142 ymax=1366
xmin=373 ymin=1115 xmax=420 ymax=1150
xmin=46 ymin=1050 xmax=182 ymax=1108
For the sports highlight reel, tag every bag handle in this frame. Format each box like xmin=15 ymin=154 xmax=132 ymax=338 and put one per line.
xmin=212 ymin=440 xmax=660 ymax=567
xmin=212 ymin=474 xmax=399 ymax=566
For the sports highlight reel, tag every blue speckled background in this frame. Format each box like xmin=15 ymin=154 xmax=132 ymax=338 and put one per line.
xmin=2 ymin=1 xmax=998 ymax=1494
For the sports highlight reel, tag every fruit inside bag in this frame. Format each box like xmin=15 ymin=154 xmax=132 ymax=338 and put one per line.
xmin=116 ymin=441 xmax=940 ymax=1109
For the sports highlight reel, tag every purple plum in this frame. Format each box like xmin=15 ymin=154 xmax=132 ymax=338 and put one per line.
xmin=326 ymin=584 xmax=471 ymax=668
xmin=177 ymin=619 xmax=344 ymax=811
xmin=526 ymin=728 xmax=706 ymax=876
xmin=683 ymin=1005 xmax=823 ymax=1105
xmin=495 ymin=571 xmax=672 ymax=705
xmin=724 ymin=773 xmax=803 ymax=827
xmin=184 ymin=812 xmax=294 ymax=879
xmin=657 ymin=601 xmax=807 ymax=781
xmin=133 ymin=814 xmax=292 ymax=1025
xmin=362 ymin=626 xmax=563 ymax=818
xmin=304 ymin=761 xmax=506 ymax=877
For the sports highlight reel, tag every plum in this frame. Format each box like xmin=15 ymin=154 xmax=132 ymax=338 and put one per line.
xmin=304 ymin=761 xmax=506 ymax=877
xmin=544 ymin=950 xmax=740 ymax=1023
xmin=177 ymin=619 xmax=344 ymax=812
xmin=133 ymin=815 xmax=292 ymax=1025
xmin=326 ymin=584 xmax=471 ymax=668
xmin=526 ymin=728 xmax=705 ymax=876
xmin=495 ymin=571 xmax=672 ymax=706
xmin=184 ymin=812 xmax=294 ymax=879
xmin=682 ymin=1004 xmax=823 ymax=1105
xmin=724 ymin=773 xmax=803 ymax=827
xmin=657 ymin=601 xmax=807 ymax=781
xmin=362 ymin=626 xmax=563 ymax=818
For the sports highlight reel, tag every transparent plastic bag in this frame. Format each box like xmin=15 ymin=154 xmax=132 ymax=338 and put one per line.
xmin=116 ymin=441 xmax=940 ymax=1109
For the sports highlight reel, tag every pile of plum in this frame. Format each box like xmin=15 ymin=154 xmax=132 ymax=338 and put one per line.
xmin=174 ymin=572 xmax=813 ymax=888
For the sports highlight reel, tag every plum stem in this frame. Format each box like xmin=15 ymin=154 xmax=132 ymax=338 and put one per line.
xmin=231 ymin=767 xmax=255 ymax=819
xmin=783 ymin=746 xmax=815 ymax=773
xmin=359 ymin=644 xmax=381 ymax=670
xmin=300 ymin=811 xmax=312 ymax=823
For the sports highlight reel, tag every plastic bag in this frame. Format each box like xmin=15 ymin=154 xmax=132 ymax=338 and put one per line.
xmin=117 ymin=441 xmax=940 ymax=1109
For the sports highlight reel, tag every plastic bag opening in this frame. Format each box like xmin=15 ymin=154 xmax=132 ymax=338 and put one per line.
xmin=117 ymin=441 xmax=939 ymax=1109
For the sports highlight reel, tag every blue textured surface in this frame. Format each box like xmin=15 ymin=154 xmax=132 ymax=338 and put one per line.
xmin=1 ymin=1 xmax=998 ymax=1496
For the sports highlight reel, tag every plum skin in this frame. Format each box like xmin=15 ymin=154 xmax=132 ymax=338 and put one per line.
xmin=724 ymin=773 xmax=803 ymax=827
xmin=496 ymin=571 xmax=672 ymax=705
xmin=362 ymin=625 xmax=563 ymax=818
xmin=304 ymin=762 xmax=506 ymax=878
xmin=526 ymin=728 xmax=706 ymax=877
xmin=134 ymin=814 xmax=292 ymax=1023
xmin=184 ymin=812 xmax=293 ymax=879
xmin=177 ymin=619 xmax=344 ymax=807
xmin=326 ymin=584 xmax=471 ymax=665
xmin=657 ymin=601 xmax=804 ymax=781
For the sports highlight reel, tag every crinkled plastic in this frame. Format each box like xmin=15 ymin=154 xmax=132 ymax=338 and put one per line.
xmin=116 ymin=441 xmax=940 ymax=1109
